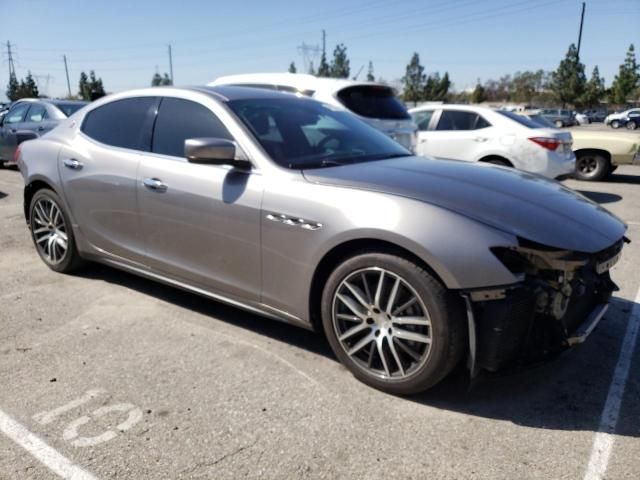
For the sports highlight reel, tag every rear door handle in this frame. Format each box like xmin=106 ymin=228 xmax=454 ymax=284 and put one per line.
xmin=143 ymin=177 xmax=168 ymax=192
xmin=37 ymin=126 xmax=45 ymax=132
xmin=474 ymin=137 xmax=488 ymax=142
xmin=63 ymin=158 xmax=83 ymax=170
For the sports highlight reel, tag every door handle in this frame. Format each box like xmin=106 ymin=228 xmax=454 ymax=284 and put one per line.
xmin=63 ymin=158 xmax=83 ymax=170
xmin=474 ymin=137 xmax=488 ymax=142
xmin=37 ymin=126 xmax=45 ymax=131
xmin=143 ymin=177 xmax=168 ymax=192
xmin=10 ymin=129 xmax=17 ymax=133
xmin=419 ymin=138 xmax=427 ymax=143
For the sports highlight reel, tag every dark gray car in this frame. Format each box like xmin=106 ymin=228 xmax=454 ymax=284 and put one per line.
xmin=0 ymin=99 xmax=87 ymax=165
xmin=538 ymin=108 xmax=577 ymax=128
xmin=16 ymin=86 xmax=627 ymax=394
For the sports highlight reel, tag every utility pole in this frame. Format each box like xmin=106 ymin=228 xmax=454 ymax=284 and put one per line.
xmin=63 ymin=55 xmax=72 ymax=97
xmin=168 ymin=44 xmax=174 ymax=85
xmin=322 ymin=30 xmax=326 ymax=57
xmin=576 ymin=1 xmax=586 ymax=60
xmin=6 ymin=41 xmax=16 ymax=80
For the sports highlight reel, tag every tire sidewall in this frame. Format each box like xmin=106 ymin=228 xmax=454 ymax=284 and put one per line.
xmin=321 ymin=253 xmax=459 ymax=394
xmin=575 ymin=153 xmax=608 ymax=181
xmin=29 ymin=189 xmax=78 ymax=272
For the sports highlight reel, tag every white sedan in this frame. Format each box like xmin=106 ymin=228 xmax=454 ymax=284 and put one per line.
xmin=409 ymin=105 xmax=575 ymax=179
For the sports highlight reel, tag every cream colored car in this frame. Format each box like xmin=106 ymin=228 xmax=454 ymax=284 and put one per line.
xmin=571 ymin=129 xmax=640 ymax=181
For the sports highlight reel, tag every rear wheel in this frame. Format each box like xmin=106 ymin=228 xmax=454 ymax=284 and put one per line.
xmin=29 ymin=189 xmax=84 ymax=273
xmin=626 ymin=120 xmax=638 ymax=130
xmin=575 ymin=152 xmax=610 ymax=181
xmin=321 ymin=253 xmax=465 ymax=395
xmin=554 ymin=120 xmax=564 ymax=128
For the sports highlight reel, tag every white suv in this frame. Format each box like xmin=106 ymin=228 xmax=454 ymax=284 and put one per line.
xmin=209 ymin=73 xmax=417 ymax=151
xmin=409 ymin=105 xmax=575 ymax=179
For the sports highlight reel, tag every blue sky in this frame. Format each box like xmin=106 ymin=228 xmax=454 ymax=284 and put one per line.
xmin=0 ymin=0 xmax=638 ymax=100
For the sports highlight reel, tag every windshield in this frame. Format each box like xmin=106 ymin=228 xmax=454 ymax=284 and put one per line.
xmin=336 ymin=85 xmax=410 ymax=120
xmin=54 ymin=102 xmax=87 ymax=117
xmin=227 ymin=97 xmax=410 ymax=169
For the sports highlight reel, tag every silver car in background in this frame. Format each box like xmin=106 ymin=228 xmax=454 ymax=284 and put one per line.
xmin=17 ymin=86 xmax=627 ymax=394
xmin=0 ymin=98 xmax=87 ymax=165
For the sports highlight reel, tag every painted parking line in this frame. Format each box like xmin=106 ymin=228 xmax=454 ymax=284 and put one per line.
xmin=583 ymin=285 xmax=640 ymax=480
xmin=0 ymin=407 xmax=99 ymax=480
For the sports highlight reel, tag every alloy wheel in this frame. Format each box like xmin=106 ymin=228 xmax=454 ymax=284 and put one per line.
xmin=31 ymin=197 xmax=68 ymax=264
xmin=331 ymin=267 xmax=432 ymax=380
xmin=577 ymin=156 xmax=598 ymax=176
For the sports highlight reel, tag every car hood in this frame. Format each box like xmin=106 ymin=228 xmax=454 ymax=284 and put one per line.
xmin=303 ymin=156 xmax=626 ymax=253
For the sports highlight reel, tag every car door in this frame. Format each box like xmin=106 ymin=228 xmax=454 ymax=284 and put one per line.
xmin=20 ymin=103 xmax=49 ymax=137
xmin=59 ymin=96 xmax=158 ymax=265
xmin=418 ymin=109 xmax=494 ymax=162
xmin=411 ymin=109 xmax=435 ymax=157
xmin=138 ymin=96 xmax=263 ymax=302
xmin=0 ymin=102 xmax=30 ymax=160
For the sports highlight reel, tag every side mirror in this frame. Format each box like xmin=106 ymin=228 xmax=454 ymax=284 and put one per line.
xmin=184 ymin=137 xmax=251 ymax=169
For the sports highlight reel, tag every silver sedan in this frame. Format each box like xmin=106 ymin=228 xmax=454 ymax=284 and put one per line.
xmin=17 ymin=86 xmax=627 ymax=394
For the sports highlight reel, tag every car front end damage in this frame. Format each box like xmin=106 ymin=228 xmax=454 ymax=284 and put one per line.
xmin=462 ymin=236 xmax=628 ymax=375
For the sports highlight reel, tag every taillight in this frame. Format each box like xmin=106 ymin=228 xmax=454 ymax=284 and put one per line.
xmin=529 ymin=137 xmax=560 ymax=151
xmin=13 ymin=145 xmax=21 ymax=164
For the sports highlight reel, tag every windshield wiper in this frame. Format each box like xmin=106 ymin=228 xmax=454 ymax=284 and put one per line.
xmin=289 ymin=159 xmax=345 ymax=169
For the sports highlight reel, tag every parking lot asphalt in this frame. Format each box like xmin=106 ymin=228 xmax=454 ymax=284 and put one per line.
xmin=1 ymin=163 xmax=639 ymax=480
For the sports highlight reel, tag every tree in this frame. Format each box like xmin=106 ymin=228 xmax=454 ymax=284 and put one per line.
xmin=436 ymin=72 xmax=450 ymax=100
xmin=317 ymin=52 xmax=330 ymax=77
xmin=581 ymin=66 xmax=605 ymax=107
xmin=151 ymin=72 xmax=163 ymax=86
xmin=402 ymin=52 xmax=425 ymax=105
xmin=17 ymin=72 xmax=39 ymax=98
xmin=6 ymin=72 xmax=20 ymax=101
xmin=330 ymin=43 xmax=350 ymax=78
xmin=471 ymin=81 xmax=487 ymax=103
xmin=161 ymin=73 xmax=172 ymax=86
xmin=366 ymin=61 xmax=375 ymax=82
xmin=550 ymin=44 xmax=586 ymax=106
xmin=610 ymin=44 xmax=639 ymax=104
xmin=78 ymin=72 xmax=90 ymax=100
xmin=88 ymin=71 xmax=106 ymax=100
xmin=288 ymin=62 xmax=297 ymax=73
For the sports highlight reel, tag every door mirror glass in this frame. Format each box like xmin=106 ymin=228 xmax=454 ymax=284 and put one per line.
xmin=184 ymin=137 xmax=251 ymax=169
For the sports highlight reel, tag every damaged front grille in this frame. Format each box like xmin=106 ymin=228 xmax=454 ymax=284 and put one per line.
xmin=468 ymin=238 xmax=624 ymax=372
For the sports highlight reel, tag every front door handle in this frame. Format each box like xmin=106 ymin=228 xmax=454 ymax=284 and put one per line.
xmin=474 ymin=137 xmax=488 ymax=142
xmin=37 ymin=126 xmax=45 ymax=132
xmin=143 ymin=177 xmax=168 ymax=192
xmin=63 ymin=158 xmax=83 ymax=170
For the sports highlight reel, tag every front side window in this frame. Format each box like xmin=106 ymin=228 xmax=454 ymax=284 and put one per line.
xmin=152 ymin=98 xmax=232 ymax=158
xmin=27 ymin=104 xmax=47 ymax=122
xmin=81 ymin=97 xmax=157 ymax=150
xmin=436 ymin=110 xmax=488 ymax=131
xmin=411 ymin=110 xmax=434 ymax=131
xmin=4 ymin=103 xmax=30 ymax=124
xmin=228 ymin=97 xmax=409 ymax=169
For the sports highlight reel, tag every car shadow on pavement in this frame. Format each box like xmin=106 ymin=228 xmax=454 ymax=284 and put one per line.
xmin=79 ymin=265 xmax=639 ymax=438
xmin=577 ymin=191 xmax=622 ymax=204
xmin=607 ymin=172 xmax=640 ymax=185
xmin=0 ymin=191 xmax=7 ymax=200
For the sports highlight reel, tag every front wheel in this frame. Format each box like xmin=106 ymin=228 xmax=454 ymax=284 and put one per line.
xmin=321 ymin=253 xmax=465 ymax=395
xmin=610 ymin=120 xmax=621 ymax=129
xmin=554 ymin=120 xmax=564 ymax=128
xmin=29 ymin=189 xmax=85 ymax=273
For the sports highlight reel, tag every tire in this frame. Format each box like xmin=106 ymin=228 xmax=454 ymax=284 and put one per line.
xmin=574 ymin=152 xmax=611 ymax=182
xmin=626 ymin=120 xmax=638 ymax=130
xmin=29 ymin=189 xmax=85 ymax=273
xmin=610 ymin=120 xmax=621 ymax=129
xmin=321 ymin=252 xmax=466 ymax=395
xmin=554 ymin=120 xmax=564 ymax=128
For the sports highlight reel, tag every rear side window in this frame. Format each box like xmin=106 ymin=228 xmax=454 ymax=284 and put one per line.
xmin=82 ymin=97 xmax=157 ymax=150
xmin=152 ymin=98 xmax=232 ymax=158
xmin=337 ymin=85 xmax=410 ymax=120
xmin=436 ymin=110 xmax=490 ymax=131
xmin=54 ymin=102 xmax=86 ymax=117
xmin=27 ymin=104 xmax=47 ymax=122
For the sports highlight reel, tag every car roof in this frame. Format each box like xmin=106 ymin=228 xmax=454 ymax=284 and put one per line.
xmin=209 ymin=73 xmax=390 ymax=93
xmin=409 ymin=104 xmax=495 ymax=113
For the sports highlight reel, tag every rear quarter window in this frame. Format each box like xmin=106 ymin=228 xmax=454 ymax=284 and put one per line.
xmin=336 ymin=85 xmax=410 ymax=120
xmin=81 ymin=97 xmax=157 ymax=150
